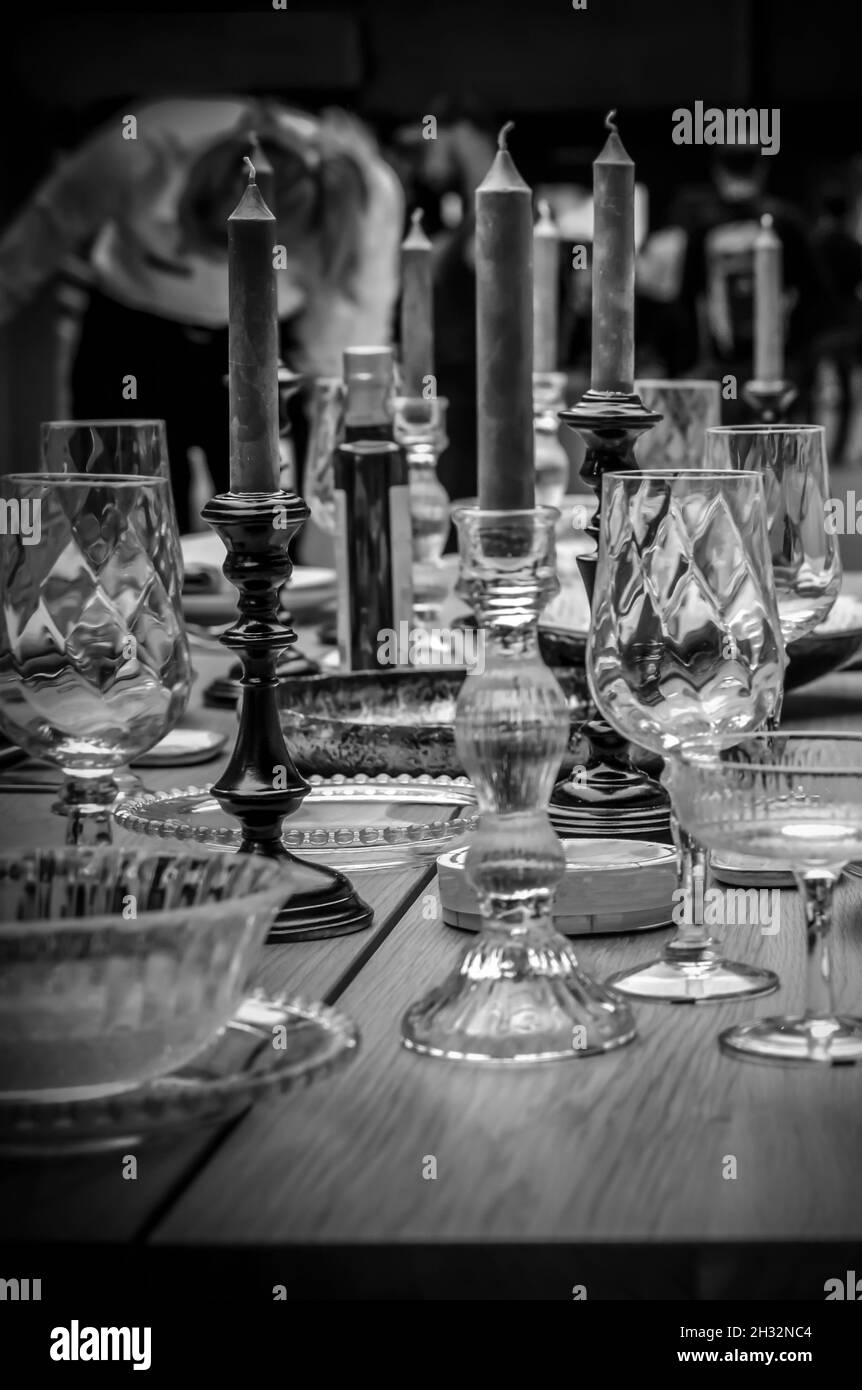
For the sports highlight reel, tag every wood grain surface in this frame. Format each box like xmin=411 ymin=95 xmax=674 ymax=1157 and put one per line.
xmin=0 ymin=644 xmax=431 ymax=1241
xmin=5 ymin=632 xmax=862 ymax=1276
xmin=149 ymin=668 xmax=862 ymax=1257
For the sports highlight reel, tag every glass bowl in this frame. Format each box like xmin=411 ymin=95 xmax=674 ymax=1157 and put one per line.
xmin=277 ymin=666 xmax=592 ymax=779
xmin=0 ymin=847 xmax=294 ymax=1102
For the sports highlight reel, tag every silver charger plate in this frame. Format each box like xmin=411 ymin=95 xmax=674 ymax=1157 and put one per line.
xmin=0 ymin=993 xmax=358 ymax=1157
xmin=114 ymin=774 xmax=478 ymax=871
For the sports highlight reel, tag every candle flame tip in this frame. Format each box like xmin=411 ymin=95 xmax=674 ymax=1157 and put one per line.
xmin=498 ymin=120 xmax=515 ymax=151
xmin=604 ymin=109 xmax=619 ymax=134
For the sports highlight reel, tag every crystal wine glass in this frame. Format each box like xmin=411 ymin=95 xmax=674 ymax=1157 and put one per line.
xmin=704 ymin=424 xmax=841 ymax=644
xmin=634 ymin=379 xmax=721 ymax=469
xmin=0 ymin=474 xmax=191 ymax=844
xmin=40 ymin=419 xmax=183 ymax=607
xmin=589 ymin=469 xmax=786 ymax=1003
xmin=669 ymin=733 xmax=862 ymax=1063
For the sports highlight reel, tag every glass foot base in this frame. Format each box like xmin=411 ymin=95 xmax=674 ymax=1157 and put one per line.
xmin=607 ymin=955 xmax=779 ymax=1005
xmin=401 ymin=928 xmax=637 ymax=1062
xmin=720 ymin=1015 xmax=862 ymax=1065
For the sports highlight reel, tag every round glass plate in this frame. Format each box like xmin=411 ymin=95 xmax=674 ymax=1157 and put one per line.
xmin=114 ymin=774 xmax=478 ymax=870
xmin=0 ymin=992 xmax=358 ymax=1156
xmin=439 ymin=838 xmax=677 ymax=935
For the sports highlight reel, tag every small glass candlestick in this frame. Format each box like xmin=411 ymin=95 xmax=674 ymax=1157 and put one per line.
xmin=533 ymin=371 xmax=569 ymax=507
xmin=393 ymin=395 xmax=451 ymax=630
xmin=401 ymin=506 xmax=637 ymax=1062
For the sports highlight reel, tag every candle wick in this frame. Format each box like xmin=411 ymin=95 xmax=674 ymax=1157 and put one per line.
xmin=761 ymin=212 xmax=774 ymax=229
xmin=498 ymin=120 xmax=515 ymax=152
xmin=537 ymin=198 xmax=552 ymax=220
xmin=243 ymin=155 xmax=256 ymax=185
xmin=411 ymin=208 xmax=424 ymax=229
xmin=604 ymin=109 xmax=619 ymax=134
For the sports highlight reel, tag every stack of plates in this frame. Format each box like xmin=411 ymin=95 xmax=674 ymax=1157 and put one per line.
xmin=549 ymin=797 xmax=672 ymax=844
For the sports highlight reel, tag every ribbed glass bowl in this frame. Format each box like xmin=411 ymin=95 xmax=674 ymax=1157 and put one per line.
xmin=0 ymin=848 xmax=293 ymax=1101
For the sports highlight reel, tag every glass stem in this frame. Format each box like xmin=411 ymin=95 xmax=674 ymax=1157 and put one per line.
xmin=665 ymin=809 xmax=713 ymax=956
xmin=765 ymin=686 xmax=784 ymax=733
xmin=54 ymin=774 xmax=118 ymax=846
xmin=794 ymin=869 xmax=839 ymax=1020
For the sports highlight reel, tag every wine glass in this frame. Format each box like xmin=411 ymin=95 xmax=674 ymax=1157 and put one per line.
xmin=669 ymin=733 xmax=862 ymax=1063
xmin=588 ymin=469 xmax=786 ymax=1003
xmin=0 ymin=474 xmax=191 ymax=844
xmin=40 ymin=419 xmax=183 ymax=608
xmin=634 ymin=379 xmax=721 ymax=469
xmin=704 ymin=425 xmax=841 ymax=644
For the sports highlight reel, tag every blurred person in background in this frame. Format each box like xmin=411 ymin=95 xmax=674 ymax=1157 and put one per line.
xmin=674 ymin=146 xmax=834 ymax=421
xmin=0 ymin=97 xmax=403 ymax=530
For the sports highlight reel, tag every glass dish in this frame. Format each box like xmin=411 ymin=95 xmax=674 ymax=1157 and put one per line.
xmin=114 ymin=774 xmax=479 ymax=870
xmin=0 ymin=991 xmax=358 ymax=1156
xmin=277 ymin=666 xmax=591 ymax=780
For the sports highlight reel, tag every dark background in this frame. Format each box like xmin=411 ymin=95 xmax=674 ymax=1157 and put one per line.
xmin=0 ymin=0 xmax=857 ymax=466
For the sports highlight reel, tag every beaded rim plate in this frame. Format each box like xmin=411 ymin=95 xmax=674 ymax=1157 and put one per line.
xmin=0 ymin=992 xmax=358 ymax=1157
xmin=114 ymin=774 xmax=478 ymax=870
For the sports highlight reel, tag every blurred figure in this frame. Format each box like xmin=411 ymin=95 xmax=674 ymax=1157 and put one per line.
xmin=0 ymin=97 xmax=403 ymax=530
xmin=675 ymin=147 xmax=833 ymax=419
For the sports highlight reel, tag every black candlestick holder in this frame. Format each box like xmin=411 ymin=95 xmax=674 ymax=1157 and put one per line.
xmin=742 ymin=378 xmax=798 ymax=424
xmin=201 ymin=489 xmax=373 ymax=941
xmin=551 ymin=388 xmax=672 ymax=839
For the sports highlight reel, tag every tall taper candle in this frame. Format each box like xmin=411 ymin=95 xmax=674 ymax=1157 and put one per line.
xmin=755 ymin=213 xmax=784 ymax=382
xmin=228 ymin=157 xmax=280 ymax=492
xmin=591 ymin=111 xmax=635 ymax=394
xmin=400 ymin=209 xmax=434 ymax=396
xmin=476 ymin=122 xmax=534 ymax=510
xmin=533 ymin=199 xmax=559 ymax=372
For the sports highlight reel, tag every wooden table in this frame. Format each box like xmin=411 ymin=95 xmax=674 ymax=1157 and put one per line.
xmin=3 ymin=631 xmax=862 ymax=1301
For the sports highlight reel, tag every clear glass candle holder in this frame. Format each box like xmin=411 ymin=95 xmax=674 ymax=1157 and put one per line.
xmin=393 ymin=395 xmax=451 ymax=631
xmin=401 ymin=505 xmax=637 ymax=1062
xmin=533 ymin=371 xmax=569 ymax=508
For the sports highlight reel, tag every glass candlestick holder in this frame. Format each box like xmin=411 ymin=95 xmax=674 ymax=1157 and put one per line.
xmin=533 ymin=371 xmax=569 ymax=507
xmin=393 ymin=395 xmax=451 ymax=631
xmin=401 ymin=506 xmax=637 ymax=1062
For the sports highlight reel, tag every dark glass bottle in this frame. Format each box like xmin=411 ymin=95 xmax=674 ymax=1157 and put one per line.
xmin=333 ymin=441 xmax=413 ymax=671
